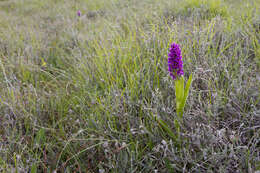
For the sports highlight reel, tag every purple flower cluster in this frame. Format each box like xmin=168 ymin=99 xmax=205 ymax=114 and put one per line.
xmin=77 ymin=10 xmax=81 ymax=17
xmin=168 ymin=43 xmax=184 ymax=80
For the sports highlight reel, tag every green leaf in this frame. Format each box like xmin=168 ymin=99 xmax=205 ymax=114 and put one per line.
xmin=175 ymin=76 xmax=184 ymax=101
xmin=157 ymin=118 xmax=177 ymax=141
xmin=175 ymin=76 xmax=184 ymax=116
xmin=174 ymin=119 xmax=180 ymax=137
xmin=35 ymin=128 xmax=45 ymax=146
xmin=31 ymin=164 xmax=37 ymax=173
xmin=179 ymin=74 xmax=193 ymax=118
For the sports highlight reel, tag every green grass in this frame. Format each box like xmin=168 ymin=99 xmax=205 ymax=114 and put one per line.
xmin=0 ymin=0 xmax=259 ymax=172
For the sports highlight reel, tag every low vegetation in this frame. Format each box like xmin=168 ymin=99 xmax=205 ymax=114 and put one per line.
xmin=0 ymin=0 xmax=259 ymax=172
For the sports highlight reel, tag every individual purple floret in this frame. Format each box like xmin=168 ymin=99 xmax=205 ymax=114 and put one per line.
xmin=168 ymin=43 xmax=184 ymax=80
xmin=77 ymin=10 xmax=81 ymax=17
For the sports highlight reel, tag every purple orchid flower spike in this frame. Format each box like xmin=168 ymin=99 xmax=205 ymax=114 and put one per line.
xmin=168 ymin=43 xmax=184 ymax=80
xmin=77 ymin=10 xmax=81 ymax=17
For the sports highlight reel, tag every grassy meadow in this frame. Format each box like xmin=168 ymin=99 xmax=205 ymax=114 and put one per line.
xmin=0 ymin=0 xmax=259 ymax=172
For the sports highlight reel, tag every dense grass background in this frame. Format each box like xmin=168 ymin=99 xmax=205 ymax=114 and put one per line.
xmin=0 ymin=0 xmax=259 ymax=172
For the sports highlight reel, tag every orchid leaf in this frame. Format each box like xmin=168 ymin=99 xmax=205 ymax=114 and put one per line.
xmin=157 ymin=118 xmax=177 ymax=140
xmin=175 ymin=76 xmax=184 ymax=116
xmin=179 ymin=74 xmax=192 ymax=117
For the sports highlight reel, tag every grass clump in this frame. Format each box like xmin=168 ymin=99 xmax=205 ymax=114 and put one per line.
xmin=165 ymin=0 xmax=228 ymax=20
xmin=0 ymin=0 xmax=259 ymax=172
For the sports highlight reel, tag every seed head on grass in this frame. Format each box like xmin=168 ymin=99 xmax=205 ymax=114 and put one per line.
xmin=168 ymin=43 xmax=184 ymax=80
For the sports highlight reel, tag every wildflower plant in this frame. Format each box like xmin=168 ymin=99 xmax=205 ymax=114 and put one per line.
xmin=158 ymin=43 xmax=192 ymax=142
xmin=168 ymin=43 xmax=192 ymax=120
